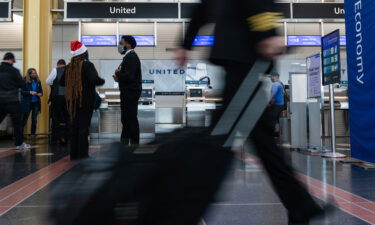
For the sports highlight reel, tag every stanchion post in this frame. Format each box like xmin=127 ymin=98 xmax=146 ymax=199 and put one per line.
xmin=322 ymin=84 xmax=346 ymax=158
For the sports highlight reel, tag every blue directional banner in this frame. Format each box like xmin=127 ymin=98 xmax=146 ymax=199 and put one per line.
xmin=345 ymin=0 xmax=375 ymax=163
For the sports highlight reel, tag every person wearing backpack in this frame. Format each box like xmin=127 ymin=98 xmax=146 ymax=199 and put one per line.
xmin=46 ymin=59 xmax=68 ymax=145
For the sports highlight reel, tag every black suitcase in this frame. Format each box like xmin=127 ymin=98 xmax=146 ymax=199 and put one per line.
xmin=50 ymin=129 xmax=233 ymax=225
xmin=49 ymin=60 xmax=272 ymax=225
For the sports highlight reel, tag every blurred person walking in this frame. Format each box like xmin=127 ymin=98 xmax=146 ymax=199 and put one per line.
xmin=175 ymin=0 xmax=330 ymax=224
xmin=21 ymin=68 xmax=43 ymax=137
xmin=0 ymin=53 xmax=30 ymax=149
xmin=60 ymin=41 xmax=105 ymax=160
xmin=113 ymin=35 xmax=142 ymax=146
xmin=46 ymin=59 xmax=68 ymax=145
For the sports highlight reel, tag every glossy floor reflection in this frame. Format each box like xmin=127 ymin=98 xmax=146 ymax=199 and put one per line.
xmin=0 ymin=136 xmax=374 ymax=225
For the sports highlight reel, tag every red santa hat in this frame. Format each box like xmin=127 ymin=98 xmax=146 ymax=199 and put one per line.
xmin=70 ymin=40 xmax=87 ymax=57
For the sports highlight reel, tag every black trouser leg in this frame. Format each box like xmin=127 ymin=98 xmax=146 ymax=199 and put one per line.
xmin=120 ymin=90 xmax=141 ymax=145
xmin=120 ymin=93 xmax=129 ymax=144
xmin=70 ymin=106 xmax=93 ymax=160
xmin=0 ymin=103 xmax=24 ymax=146
xmin=30 ymin=102 xmax=39 ymax=135
xmin=51 ymin=96 xmax=69 ymax=142
xmin=268 ymin=105 xmax=284 ymax=134
xmin=22 ymin=108 xmax=31 ymax=130
xmin=221 ymin=62 xmax=320 ymax=222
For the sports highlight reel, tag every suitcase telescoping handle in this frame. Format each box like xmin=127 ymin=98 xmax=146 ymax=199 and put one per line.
xmin=211 ymin=59 xmax=273 ymax=148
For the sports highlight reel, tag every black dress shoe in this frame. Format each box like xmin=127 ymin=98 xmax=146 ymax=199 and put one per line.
xmin=289 ymin=202 xmax=335 ymax=225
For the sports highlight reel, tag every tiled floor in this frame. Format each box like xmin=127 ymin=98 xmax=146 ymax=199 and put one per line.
xmin=0 ymin=136 xmax=374 ymax=225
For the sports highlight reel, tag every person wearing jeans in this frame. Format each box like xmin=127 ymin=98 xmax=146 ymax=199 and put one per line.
xmin=0 ymin=52 xmax=30 ymax=149
xmin=21 ymin=68 xmax=43 ymax=136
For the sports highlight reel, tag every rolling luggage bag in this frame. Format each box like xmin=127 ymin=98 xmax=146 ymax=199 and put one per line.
xmin=49 ymin=60 xmax=272 ymax=225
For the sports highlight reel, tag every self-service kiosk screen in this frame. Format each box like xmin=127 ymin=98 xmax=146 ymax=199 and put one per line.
xmin=141 ymin=89 xmax=153 ymax=98
xmin=189 ymin=89 xmax=203 ymax=98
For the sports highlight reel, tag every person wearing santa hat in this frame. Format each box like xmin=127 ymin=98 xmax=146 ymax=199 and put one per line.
xmin=60 ymin=41 xmax=105 ymax=160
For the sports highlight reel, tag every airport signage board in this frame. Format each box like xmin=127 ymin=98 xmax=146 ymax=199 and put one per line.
xmin=293 ymin=3 xmax=345 ymax=19
xmin=0 ymin=0 xmax=11 ymax=22
xmin=192 ymin=36 xmax=215 ymax=46
xmin=81 ymin=35 xmax=117 ymax=46
xmin=65 ymin=1 xmax=178 ymax=20
xmin=288 ymin=36 xmax=321 ymax=46
xmin=120 ymin=35 xmax=155 ymax=46
xmin=65 ymin=2 xmax=345 ymax=21
xmin=275 ymin=3 xmax=291 ymax=19
xmin=287 ymin=35 xmax=346 ymax=47
xmin=345 ymin=0 xmax=375 ymax=163
xmin=181 ymin=3 xmax=198 ymax=19
xmin=306 ymin=54 xmax=322 ymax=98
xmin=321 ymin=30 xmax=341 ymax=85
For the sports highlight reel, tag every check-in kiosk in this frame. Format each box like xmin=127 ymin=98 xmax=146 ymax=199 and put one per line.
xmin=90 ymin=88 xmax=156 ymax=139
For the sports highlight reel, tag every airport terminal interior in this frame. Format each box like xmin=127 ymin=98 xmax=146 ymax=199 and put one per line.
xmin=1 ymin=0 xmax=375 ymax=225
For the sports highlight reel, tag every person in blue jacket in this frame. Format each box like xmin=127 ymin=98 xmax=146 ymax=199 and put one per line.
xmin=21 ymin=68 xmax=43 ymax=136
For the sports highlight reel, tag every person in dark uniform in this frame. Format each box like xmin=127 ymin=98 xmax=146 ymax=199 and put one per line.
xmin=46 ymin=59 xmax=68 ymax=145
xmin=60 ymin=41 xmax=105 ymax=160
xmin=113 ymin=35 xmax=142 ymax=146
xmin=0 ymin=53 xmax=30 ymax=149
xmin=175 ymin=0 xmax=330 ymax=224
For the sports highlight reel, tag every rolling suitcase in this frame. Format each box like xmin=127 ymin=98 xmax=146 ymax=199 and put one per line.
xmin=49 ymin=60 xmax=272 ymax=225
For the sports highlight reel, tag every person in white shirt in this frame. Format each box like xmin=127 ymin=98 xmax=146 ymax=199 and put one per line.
xmin=46 ymin=59 xmax=68 ymax=145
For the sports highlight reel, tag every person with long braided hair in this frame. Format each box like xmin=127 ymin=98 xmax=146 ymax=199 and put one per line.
xmin=60 ymin=41 xmax=105 ymax=160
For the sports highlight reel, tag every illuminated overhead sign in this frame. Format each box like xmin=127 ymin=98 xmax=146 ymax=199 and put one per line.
xmin=65 ymin=2 xmax=344 ymax=21
xmin=293 ymin=3 xmax=345 ymax=19
xmin=81 ymin=35 xmax=117 ymax=46
xmin=65 ymin=2 xmax=178 ymax=20
xmin=120 ymin=35 xmax=155 ymax=46
xmin=287 ymin=35 xmax=346 ymax=46
xmin=192 ymin=36 xmax=215 ymax=46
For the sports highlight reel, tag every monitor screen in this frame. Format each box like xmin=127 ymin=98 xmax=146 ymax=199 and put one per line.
xmin=321 ymin=30 xmax=341 ymax=85
xmin=287 ymin=35 xmax=321 ymax=46
xmin=287 ymin=35 xmax=347 ymax=46
xmin=141 ymin=89 xmax=153 ymax=98
xmin=120 ymin=35 xmax=155 ymax=46
xmin=189 ymin=89 xmax=203 ymax=98
xmin=192 ymin=35 xmax=215 ymax=46
xmin=81 ymin=35 xmax=117 ymax=46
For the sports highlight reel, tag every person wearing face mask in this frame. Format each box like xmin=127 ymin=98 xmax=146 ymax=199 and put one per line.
xmin=0 ymin=52 xmax=30 ymax=149
xmin=46 ymin=59 xmax=69 ymax=145
xmin=21 ymin=68 xmax=43 ymax=137
xmin=113 ymin=35 xmax=142 ymax=146
xmin=60 ymin=41 xmax=105 ymax=160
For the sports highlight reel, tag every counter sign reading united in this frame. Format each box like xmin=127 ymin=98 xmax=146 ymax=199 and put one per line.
xmin=65 ymin=2 xmax=178 ymax=20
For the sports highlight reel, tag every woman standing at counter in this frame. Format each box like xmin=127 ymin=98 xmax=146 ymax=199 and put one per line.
xmin=60 ymin=41 xmax=105 ymax=160
xmin=21 ymin=68 xmax=43 ymax=137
